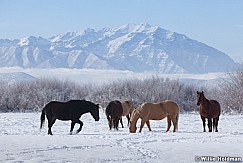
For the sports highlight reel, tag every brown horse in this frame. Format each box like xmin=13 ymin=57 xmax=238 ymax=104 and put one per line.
xmin=129 ymin=100 xmax=179 ymax=133
xmin=105 ymin=100 xmax=123 ymax=130
xmin=119 ymin=100 xmax=135 ymax=128
xmin=197 ymin=91 xmax=221 ymax=132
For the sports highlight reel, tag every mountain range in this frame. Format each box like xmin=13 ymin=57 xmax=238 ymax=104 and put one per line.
xmin=0 ymin=23 xmax=238 ymax=73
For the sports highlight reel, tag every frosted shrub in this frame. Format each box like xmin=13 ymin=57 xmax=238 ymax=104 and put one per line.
xmin=0 ymin=78 xmax=89 ymax=112
xmin=218 ymin=69 xmax=243 ymax=113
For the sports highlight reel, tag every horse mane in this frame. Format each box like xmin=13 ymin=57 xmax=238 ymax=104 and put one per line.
xmin=201 ymin=94 xmax=210 ymax=108
xmin=130 ymin=110 xmax=140 ymax=124
xmin=81 ymin=100 xmax=93 ymax=105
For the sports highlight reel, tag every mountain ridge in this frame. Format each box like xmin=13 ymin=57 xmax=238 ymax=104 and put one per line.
xmin=0 ymin=23 xmax=238 ymax=73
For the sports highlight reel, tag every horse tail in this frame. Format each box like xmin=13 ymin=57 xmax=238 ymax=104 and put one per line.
xmin=105 ymin=103 xmax=112 ymax=121
xmin=106 ymin=103 xmax=112 ymax=116
xmin=40 ymin=106 xmax=46 ymax=129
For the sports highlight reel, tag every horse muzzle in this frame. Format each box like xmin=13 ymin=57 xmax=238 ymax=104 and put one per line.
xmin=129 ymin=127 xmax=137 ymax=133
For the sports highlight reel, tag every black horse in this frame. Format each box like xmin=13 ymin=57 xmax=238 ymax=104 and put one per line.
xmin=40 ymin=100 xmax=100 ymax=135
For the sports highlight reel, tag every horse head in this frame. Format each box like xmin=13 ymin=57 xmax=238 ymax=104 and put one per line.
xmin=197 ymin=91 xmax=204 ymax=106
xmin=129 ymin=121 xmax=137 ymax=133
xmin=129 ymin=109 xmax=140 ymax=133
xmin=90 ymin=103 xmax=100 ymax=121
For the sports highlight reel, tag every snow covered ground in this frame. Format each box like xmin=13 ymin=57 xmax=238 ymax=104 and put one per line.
xmin=0 ymin=112 xmax=242 ymax=163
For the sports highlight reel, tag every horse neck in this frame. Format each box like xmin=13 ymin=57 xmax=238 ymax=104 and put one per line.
xmin=80 ymin=105 xmax=93 ymax=114
xmin=200 ymin=96 xmax=209 ymax=108
xmin=130 ymin=111 xmax=140 ymax=126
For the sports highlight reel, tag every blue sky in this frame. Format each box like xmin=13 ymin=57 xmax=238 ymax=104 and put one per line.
xmin=0 ymin=0 xmax=243 ymax=62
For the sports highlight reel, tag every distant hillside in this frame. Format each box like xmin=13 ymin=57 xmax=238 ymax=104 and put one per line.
xmin=0 ymin=72 xmax=36 ymax=83
xmin=0 ymin=23 xmax=238 ymax=73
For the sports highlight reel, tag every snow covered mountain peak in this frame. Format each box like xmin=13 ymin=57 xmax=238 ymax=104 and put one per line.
xmin=18 ymin=36 xmax=50 ymax=47
xmin=116 ymin=23 xmax=152 ymax=33
xmin=0 ymin=23 xmax=239 ymax=73
xmin=18 ymin=36 xmax=36 ymax=47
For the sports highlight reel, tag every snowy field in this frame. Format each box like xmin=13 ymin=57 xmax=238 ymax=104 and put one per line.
xmin=0 ymin=112 xmax=242 ymax=163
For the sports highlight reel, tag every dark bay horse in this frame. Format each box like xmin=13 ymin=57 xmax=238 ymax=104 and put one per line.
xmin=40 ymin=100 xmax=100 ymax=135
xmin=197 ymin=91 xmax=220 ymax=132
xmin=105 ymin=100 xmax=123 ymax=130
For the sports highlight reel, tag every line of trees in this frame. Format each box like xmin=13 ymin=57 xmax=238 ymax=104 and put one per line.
xmin=0 ymin=70 xmax=242 ymax=113
xmin=0 ymin=78 xmax=89 ymax=112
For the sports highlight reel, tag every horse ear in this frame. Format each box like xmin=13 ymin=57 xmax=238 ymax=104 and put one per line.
xmin=202 ymin=91 xmax=204 ymax=94
xmin=197 ymin=91 xmax=199 ymax=94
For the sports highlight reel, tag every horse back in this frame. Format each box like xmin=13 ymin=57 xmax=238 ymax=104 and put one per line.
xmin=209 ymin=100 xmax=221 ymax=117
xmin=138 ymin=102 xmax=168 ymax=120
xmin=161 ymin=100 xmax=180 ymax=115
xmin=44 ymin=101 xmax=82 ymax=120
xmin=121 ymin=100 xmax=134 ymax=116
xmin=106 ymin=101 xmax=123 ymax=118
xmin=44 ymin=101 xmax=59 ymax=114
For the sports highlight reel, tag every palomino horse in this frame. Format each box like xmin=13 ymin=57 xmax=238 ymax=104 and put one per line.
xmin=197 ymin=91 xmax=221 ymax=132
xmin=40 ymin=100 xmax=100 ymax=135
xmin=129 ymin=100 xmax=179 ymax=133
xmin=119 ymin=100 xmax=135 ymax=128
xmin=105 ymin=100 xmax=123 ymax=130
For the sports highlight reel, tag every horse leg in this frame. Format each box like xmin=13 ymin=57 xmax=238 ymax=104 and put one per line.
xmin=126 ymin=114 xmax=130 ymax=126
xmin=120 ymin=117 xmax=124 ymax=128
xmin=208 ymin=118 xmax=212 ymax=132
xmin=116 ymin=118 xmax=119 ymax=130
xmin=139 ymin=119 xmax=146 ymax=132
xmin=166 ymin=116 xmax=172 ymax=132
xmin=112 ymin=119 xmax=116 ymax=129
xmin=70 ymin=121 xmax=76 ymax=134
xmin=214 ymin=117 xmax=219 ymax=132
xmin=213 ymin=118 xmax=216 ymax=132
xmin=145 ymin=121 xmax=152 ymax=131
xmin=201 ymin=116 xmax=206 ymax=132
xmin=109 ymin=120 xmax=112 ymax=130
xmin=47 ymin=118 xmax=56 ymax=135
xmin=107 ymin=116 xmax=112 ymax=130
xmin=171 ymin=117 xmax=177 ymax=132
xmin=76 ymin=120 xmax=84 ymax=133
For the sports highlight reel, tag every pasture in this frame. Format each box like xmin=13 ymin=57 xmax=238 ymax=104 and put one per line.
xmin=0 ymin=112 xmax=242 ymax=162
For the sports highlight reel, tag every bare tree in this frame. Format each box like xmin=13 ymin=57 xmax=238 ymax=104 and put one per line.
xmin=218 ymin=68 xmax=243 ymax=113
